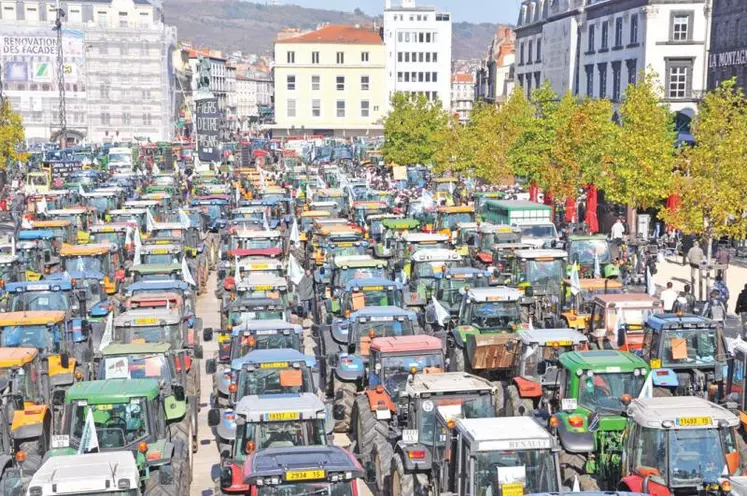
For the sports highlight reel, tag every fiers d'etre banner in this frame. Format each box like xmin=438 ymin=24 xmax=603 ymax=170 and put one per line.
xmin=196 ymin=98 xmax=221 ymax=162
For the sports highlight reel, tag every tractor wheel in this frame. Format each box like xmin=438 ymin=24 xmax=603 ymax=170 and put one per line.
xmin=170 ymin=417 xmax=192 ymax=475
xmin=447 ymin=344 xmax=466 ymax=373
xmin=171 ymin=438 xmax=191 ymax=492
xmin=653 ymin=387 xmax=673 ymax=397
xmin=333 ymin=380 xmax=357 ymax=433
xmin=491 ymin=381 xmax=506 ymax=416
xmin=558 ymin=451 xmax=591 ymax=488
xmin=351 ymin=395 xmax=388 ymax=460
xmin=390 ymin=454 xmax=428 ymax=496
xmin=372 ymin=437 xmax=393 ymax=494
xmin=505 ymin=385 xmax=534 ymax=417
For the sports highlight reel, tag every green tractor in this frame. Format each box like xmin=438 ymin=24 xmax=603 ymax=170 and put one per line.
xmin=548 ymin=350 xmax=651 ymax=491
xmin=49 ymin=378 xmax=192 ymax=495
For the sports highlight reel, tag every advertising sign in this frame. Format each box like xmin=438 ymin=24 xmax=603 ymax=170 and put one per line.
xmin=196 ymin=98 xmax=221 ymax=163
xmin=0 ymin=28 xmax=85 ymax=88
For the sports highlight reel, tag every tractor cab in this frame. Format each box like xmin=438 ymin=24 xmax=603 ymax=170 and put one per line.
xmin=60 ymin=243 xmax=119 ymax=295
xmin=335 ymin=278 xmax=404 ymax=318
xmin=0 ymin=255 xmax=24 ymax=286
xmin=16 ymin=230 xmax=58 ymax=280
xmin=374 ymin=218 xmax=421 ymax=259
xmin=140 ymin=243 xmax=184 ymax=265
xmin=27 ymin=451 xmax=139 ymax=496
xmin=424 ymin=268 xmax=491 ymax=331
xmin=225 ymin=230 xmax=283 ymax=260
xmin=128 ymin=263 xmax=183 ymax=284
xmin=109 ymin=208 xmax=147 ymax=234
xmin=31 ymin=220 xmax=75 ymax=246
xmin=405 ymin=249 xmax=464 ymax=309
xmin=227 ymin=350 xmax=318 ymax=406
xmin=435 ymin=206 xmax=475 ymax=238
xmin=561 ymin=278 xmax=624 ymax=331
xmin=43 ymin=208 xmax=96 ymax=243
xmin=567 ymin=235 xmax=612 ymax=279
xmin=587 ymin=294 xmax=662 ymax=351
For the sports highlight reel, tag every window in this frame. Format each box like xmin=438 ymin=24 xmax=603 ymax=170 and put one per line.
xmin=426 ymin=33 xmax=431 ymax=43
xmin=667 ymin=60 xmax=693 ymax=99
xmin=432 ymin=72 xmax=438 ymax=82
xmin=361 ymin=100 xmax=370 ymax=117
xmin=425 ymin=72 xmax=431 ymax=82
xmin=536 ymin=39 xmax=542 ymax=61
xmin=627 ymin=58 xmax=638 ymax=85
xmin=404 ymin=72 xmax=410 ymax=82
xmin=100 ymin=85 xmax=110 ymax=99
xmin=426 ymin=52 xmax=431 ymax=62
xmin=286 ymin=75 xmax=296 ymax=91
xmin=612 ymin=62 xmax=621 ymax=101
xmin=433 ymin=52 xmax=438 ymax=63
xmin=312 ymin=51 xmax=320 ymax=64
xmin=585 ymin=65 xmax=594 ymax=97
xmin=432 ymin=91 xmax=437 ymax=101
xmin=101 ymin=111 xmax=111 ymax=125
xmin=630 ymin=14 xmax=639 ymax=44
xmin=405 ymin=53 xmax=410 ymax=62
xmin=601 ymin=21 xmax=609 ymax=50
xmin=528 ymin=41 xmax=533 ymax=63
xmin=336 ymin=100 xmax=345 ymax=118
xmin=143 ymin=113 xmax=152 ymax=126
xmin=311 ymin=75 xmax=320 ymax=91
xmin=312 ymin=99 xmax=320 ymax=117
xmin=598 ymin=63 xmax=607 ymax=98
xmin=287 ymin=99 xmax=296 ymax=118
xmin=118 ymin=11 xmax=128 ymax=28
xmin=534 ymin=71 xmax=540 ymax=88
xmin=419 ymin=33 xmax=424 ymax=43
xmin=398 ymin=32 xmax=403 ymax=42
xmin=336 ymin=76 xmax=345 ymax=91
xmin=287 ymin=51 xmax=295 ymax=64
xmin=398 ymin=72 xmax=403 ymax=82
xmin=418 ymin=72 xmax=424 ymax=82
xmin=588 ymin=24 xmax=595 ymax=52
xmin=672 ymin=12 xmax=692 ymax=41
xmin=336 ymin=52 xmax=344 ymax=64
xmin=398 ymin=52 xmax=403 ymax=62
xmin=361 ymin=51 xmax=369 ymax=62
xmin=615 ymin=18 xmax=623 ymax=47
xmin=361 ymin=75 xmax=370 ymax=91
xmin=419 ymin=52 xmax=424 ymax=62
xmin=405 ymin=32 xmax=410 ymax=42
xmin=520 ymin=42 xmax=525 ymax=64
xmin=123 ymin=110 xmax=131 ymax=125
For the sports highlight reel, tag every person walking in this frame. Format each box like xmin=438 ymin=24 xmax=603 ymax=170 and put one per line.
xmin=296 ymin=269 xmax=315 ymax=319
xmin=702 ymin=289 xmax=728 ymax=325
xmin=712 ymin=273 xmax=730 ymax=308
xmin=610 ymin=218 xmax=625 ymax=241
xmin=673 ymin=284 xmax=697 ymax=314
xmin=717 ymin=245 xmax=731 ymax=269
xmin=736 ymin=284 xmax=747 ymax=338
xmin=660 ymin=281 xmax=678 ymax=312
xmin=686 ymin=242 xmax=704 ymax=284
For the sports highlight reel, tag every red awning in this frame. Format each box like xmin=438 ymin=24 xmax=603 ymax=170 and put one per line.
xmin=585 ymin=184 xmax=599 ymax=233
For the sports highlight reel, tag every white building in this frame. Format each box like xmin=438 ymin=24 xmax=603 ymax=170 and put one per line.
xmin=515 ymin=0 xmax=709 ymax=125
xmin=237 ymin=71 xmax=274 ymax=131
xmin=451 ymin=72 xmax=474 ymax=121
xmin=383 ymin=0 xmax=452 ymax=111
xmin=0 ymin=0 xmax=176 ymax=145
xmin=187 ymin=50 xmax=227 ymax=110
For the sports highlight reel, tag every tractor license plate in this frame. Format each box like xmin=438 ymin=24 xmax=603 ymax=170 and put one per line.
xmin=501 ymin=483 xmax=524 ymax=496
xmin=253 ymin=285 xmax=273 ymax=291
xmin=51 ymin=435 xmax=70 ymax=449
xmin=402 ymin=429 xmax=418 ymax=444
xmin=259 ymin=362 xmax=289 ymax=369
xmin=136 ymin=317 xmax=158 ymax=325
xmin=267 ymin=412 xmax=299 ymax=421
xmin=285 ymin=470 xmax=325 ymax=481
xmin=676 ymin=417 xmax=711 ymax=426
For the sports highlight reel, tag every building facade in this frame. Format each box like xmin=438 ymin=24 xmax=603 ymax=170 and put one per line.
xmin=383 ymin=0 xmax=452 ymax=111
xmin=272 ymin=24 xmax=386 ymax=137
xmin=0 ymin=0 xmax=176 ymax=145
xmin=188 ymin=51 xmax=227 ymax=110
xmin=451 ymin=72 xmax=474 ymax=121
xmin=515 ymin=0 xmax=710 ymax=127
xmin=477 ymin=25 xmax=516 ymax=104
xmin=236 ymin=70 xmax=274 ymax=132
xmin=707 ymin=0 xmax=747 ymax=91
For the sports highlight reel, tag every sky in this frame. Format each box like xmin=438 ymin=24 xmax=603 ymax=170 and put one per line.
xmin=279 ymin=0 xmax=520 ymax=24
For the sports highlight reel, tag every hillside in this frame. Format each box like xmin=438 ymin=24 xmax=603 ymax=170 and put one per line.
xmin=165 ymin=0 xmax=498 ymax=60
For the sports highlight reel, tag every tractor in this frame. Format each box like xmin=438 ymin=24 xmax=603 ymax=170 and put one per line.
xmin=26 ymin=451 xmax=139 ymax=496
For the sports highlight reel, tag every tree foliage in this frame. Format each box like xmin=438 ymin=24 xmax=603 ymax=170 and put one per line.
xmin=0 ymin=100 xmax=27 ymax=168
xmin=383 ymin=92 xmax=448 ymax=166
xmin=601 ymin=71 xmax=675 ymax=209
xmin=660 ymin=79 xmax=747 ymax=240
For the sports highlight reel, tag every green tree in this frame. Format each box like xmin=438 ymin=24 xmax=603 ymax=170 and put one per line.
xmin=601 ymin=71 xmax=675 ymax=209
xmin=433 ymin=114 xmax=475 ymax=176
xmin=383 ymin=92 xmax=448 ymax=166
xmin=660 ymin=79 xmax=747 ymax=258
xmin=0 ymin=100 xmax=27 ymax=168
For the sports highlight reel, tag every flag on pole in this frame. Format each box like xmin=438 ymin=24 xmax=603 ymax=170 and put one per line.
xmin=235 ymin=183 xmax=241 ymax=205
xmin=178 ymin=209 xmax=191 ymax=229
xmin=100 ymin=312 xmax=114 ymax=349
xmin=38 ymin=196 xmax=48 ymax=215
xmin=234 ymin=257 xmax=242 ymax=286
xmin=77 ymin=407 xmax=100 ymax=454
xmin=259 ymin=168 xmax=266 ymax=189
xmin=146 ymin=210 xmax=157 ymax=232
xmin=421 ymin=190 xmax=434 ymax=210
xmin=316 ymin=175 xmax=326 ymax=189
xmin=572 ymin=475 xmax=580 ymax=492
xmin=593 ymin=251 xmax=601 ymax=279
xmin=21 ymin=217 xmax=32 ymax=229
xmin=10 ymin=236 xmax=15 ymax=257
xmin=431 ymin=296 xmax=450 ymax=327
xmin=288 ymin=254 xmax=304 ymax=285
xmin=153 ymin=163 xmax=161 ymax=176
xmin=181 ymin=257 xmax=196 ymax=287
xmin=289 ymin=219 xmax=300 ymax=245
xmin=569 ymin=263 xmax=581 ymax=296
xmin=638 ymin=370 xmax=654 ymax=399
xmin=78 ymin=184 xmax=86 ymax=196
xmin=262 ymin=210 xmax=270 ymax=231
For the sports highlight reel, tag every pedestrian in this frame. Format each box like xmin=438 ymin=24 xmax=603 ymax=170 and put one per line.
xmin=686 ymin=241 xmax=704 ymax=283
xmin=660 ymin=281 xmax=678 ymax=312
xmin=610 ymin=217 xmax=625 ymax=241
xmin=736 ymin=284 xmax=747 ymax=338
xmin=712 ymin=273 xmax=730 ymax=308
xmin=673 ymin=284 xmax=697 ymax=314
xmin=702 ymin=289 xmax=728 ymax=324
xmin=717 ymin=244 xmax=731 ymax=268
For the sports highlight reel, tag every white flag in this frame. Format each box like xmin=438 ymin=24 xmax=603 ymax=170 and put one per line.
xmin=133 ymin=243 xmax=142 ymax=266
xmin=38 ymin=196 xmax=48 ymax=215
xmin=181 ymin=257 xmax=196 ymax=287
xmin=288 ymin=254 xmax=304 ymax=285
xmin=133 ymin=225 xmax=142 ymax=249
xmin=431 ymin=296 xmax=450 ymax=327
xmin=593 ymin=251 xmax=601 ymax=279
xmin=638 ymin=370 xmax=654 ymax=399
xmin=420 ymin=190 xmax=434 ymax=210
xmin=234 ymin=257 xmax=242 ymax=286
xmin=21 ymin=218 xmax=33 ymax=229
xmin=78 ymin=184 xmax=86 ymax=196
xmin=259 ymin=168 xmax=266 ymax=189
xmin=316 ymin=175 xmax=326 ymax=189
xmin=178 ymin=209 xmax=191 ymax=229
xmin=78 ymin=407 xmax=100 ymax=454
xmin=572 ymin=475 xmax=580 ymax=493
xmin=100 ymin=312 xmax=114 ymax=349
xmin=262 ymin=210 xmax=270 ymax=231
xmin=646 ymin=266 xmax=656 ymax=296
xmin=153 ymin=163 xmax=161 ymax=176
xmin=289 ymin=219 xmax=300 ymax=245
xmin=11 ymin=237 xmax=15 ymax=257
xmin=569 ymin=264 xmax=581 ymax=296
xmin=146 ymin=210 xmax=157 ymax=232
xmin=235 ymin=183 xmax=241 ymax=205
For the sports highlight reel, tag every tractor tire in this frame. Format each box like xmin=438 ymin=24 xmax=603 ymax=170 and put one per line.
xmin=333 ymin=380 xmax=357 ymax=433
xmin=170 ymin=418 xmax=192 ymax=477
xmin=171 ymin=438 xmax=190 ymax=493
xmin=390 ymin=454 xmax=429 ymax=496
xmin=447 ymin=344 xmax=466 ymax=373
xmin=558 ymin=451 xmax=590 ymax=488
xmin=505 ymin=385 xmax=534 ymax=417
xmin=492 ymin=381 xmax=506 ymax=416
xmin=372 ymin=437 xmax=393 ymax=494
xmin=653 ymin=387 xmax=673 ymax=397
xmin=351 ymin=395 xmax=388 ymax=460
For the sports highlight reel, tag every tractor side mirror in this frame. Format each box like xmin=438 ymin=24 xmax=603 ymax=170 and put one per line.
xmin=173 ymin=384 xmax=186 ymax=402
xmin=205 ymin=359 xmax=217 ymax=375
xmin=193 ymin=345 xmax=204 ymax=360
xmin=52 ymin=389 xmax=66 ymax=407
xmin=60 ymin=353 xmax=70 ymax=370
xmin=11 ymin=394 xmax=23 ymax=412
xmin=80 ymin=320 xmax=90 ymax=338
xmin=203 ymin=327 xmax=214 ymax=342
xmin=220 ymin=466 xmax=232 ymax=489
xmin=208 ymin=408 xmax=221 ymax=427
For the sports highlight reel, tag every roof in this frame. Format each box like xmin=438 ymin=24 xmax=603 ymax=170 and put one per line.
xmin=101 ymin=342 xmax=172 ymax=356
xmin=66 ymin=379 xmax=160 ymax=403
xmin=452 ymin=72 xmax=475 ymax=84
xmin=344 ymin=277 xmax=402 ymax=291
xmin=231 ymin=348 xmax=316 ymax=370
xmin=232 ymin=230 xmax=281 ymax=238
xmin=18 ymin=230 xmax=55 ymax=240
xmin=406 ymin=372 xmax=496 ymax=396
xmin=235 ymin=320 xmax=302 ymax=334
xmin=593 ymin=294 xmax=660 ymax=306
xmin=0 ymin=311 xmax=66 ymax=326
xmin=370 ymin=335 xmax=443 ymax=353
xmin=230 ymin=297 xmax=286 ymax=310
xmin=487 ymin=200 xmax=551 ymax=210
xmin=0 ymin=254 xmax=18 ymax=264
xmin=0 ymin=347 xmax=37 ymax=368
xmin=467 ymin=287 xmax=523 ymax=302
xmin=126 ymin=280 xmax=190 ymax=293
xmin=235 ymin=393 xmax=326 ymax=422
xmin=559 ymin=350 xmax=648 ymax=372
xmin=30 ymin=452 xmax=139 ymax=495
xmin=245 ymin=446 xmax=364 ymax=482
xmin=350 ymin=305 xmax=417 ymax=320
xmin=627 ymin=396 xmax=738 ymax=429
xmin=411 ymin=249 xmax=461 ymax=262
xmin=129 ymin=263 xmax=182 ymax=274
xmin=6 ymin=280 xmax=72 ymax=292
xmin=236 ymin=274 xmax=288 ymax=289
xmin=645 ymin=313 xmax=718 ymax=331
xmin=276 ymin=24 xmax=383 ymax=45
xmin=515 ymin=249 xmax=568 ymax=259
xmin=32 ymin=220 xmax=72 ymax=227
xmin=402 ymin=233 xmax=449 ymax=242
xmin=457 ymin=417 xmax=554 ymax=451
xmin=517 ymin=328 xmax=588 ymax=346
xmin=114 ymin=308 xmax=181 ymax=326
xmin=60 ymin=243 xmax=111 ymax=256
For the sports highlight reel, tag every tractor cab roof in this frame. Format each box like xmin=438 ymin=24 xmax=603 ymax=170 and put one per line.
xmin=466 ymin=287 xmax=523 ymax=303
xmin=6 ymin=280 xmax=73 ymax=293
xmin=101 ymin=342 xmax=172 ymax=356
xmin=411 ymin=249 xmax=461 ymax=262
xmin=231 ymin=348 xmax=316 ymax=371
xmin=126 ymin=280 xmax=190 ymax=294
xmin=229 ymin=297 xmax=286 ymax=311
xmin=402 ymin=233 xmax=449 ymax=243
xmin=114 ymin=308 xmax=181 ymax=327
xmin=0 ymin=347 xmax=38 ymax=368
xmin=645 ymin=313 xmax=718 ymax=331
xmin=370 ymin=335 xmax=443 ymax=354
xmin=0 ymin=311 xmax=66 ymax=327
xmin=332 ymin=257 xmax=386 ymax=269
xmin=405 ymin=372 xmax=496 ymax=397
xmin=515 ymin=249 xmax=568 ymax=260
xmin=517 ymin=328 xmax=588 ymax=347
xmin=593 ymin=294 xmax=660 ymax=306
xmin=244 ymin=446 xmax=364 ymax=485
xmin=343 ymin=278 xmax=402 ymax=292
xmin=559 ymin=350 xmax=648 ymax=373
xmin=627 ymin=396 xmax=738 ymax=429
xmin=65 ymin=378 xmax=160 ymax=403
xmin=236 ymin=275 xmax=288 ymax=291
xmin=232 ymin=320 xmax=303 ymax=335
xmin=350 ymin=306 xmax=417 ymax=321
xmin=29 ymin=451 xmax=139 ymax=496
xmin=456 ymin=417 xmax=555 ymax=451
xmin=235 ymin=393 xmax=326 ymax=423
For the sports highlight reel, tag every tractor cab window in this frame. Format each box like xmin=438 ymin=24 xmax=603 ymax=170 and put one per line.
xmin=256 ymin=481 xmax=354 ymax=496
xmin=633 ymin=427 xmax=667 ymax=482
xmin=417 ymin=395 xmax=494 ymax=448
xmin=577 ymin=372 xmax=644 ymax=412
xmin=670 ymin=427 xmax=731 ymax=485
xmin=238 ymin=366 xmax=313 ymax=397
xmin=351 ymin=318 xmax=415 ymax=343
xmin=64 ymin=255 xmax=105 ymax=274
xmin=100 ymin=354 xmax=173 ymax=382
xmin=730 ymin=351 xmax=746 ymax=409
xmin=8 ymin=291 xmax=69 ymax=312
xmin=661 ymin=329 xmax=717 ymax=367
xmin=473 ymin=448 xmax=558 ymax=495
xmin=0 ymin=324 xmax=56 ymax=352
xmin=523 ymin=345 xmax=571 ymax=380
xmin=230 ymin=332 xmax=301 ymax=357
xmin=235 ymin=419 xmax=326 ymax=461
xmin=71 ymin=399 xmax=149 ymax=449
xmin=231 ymin=309 xmax=286 ymax=325
xmin=115 ymin=324 xmax=179 ymax=345
xmin=379 ymin=353 xmax=443 ymax=399
xmin=465 ymin=301 xmax=520 ymax=330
